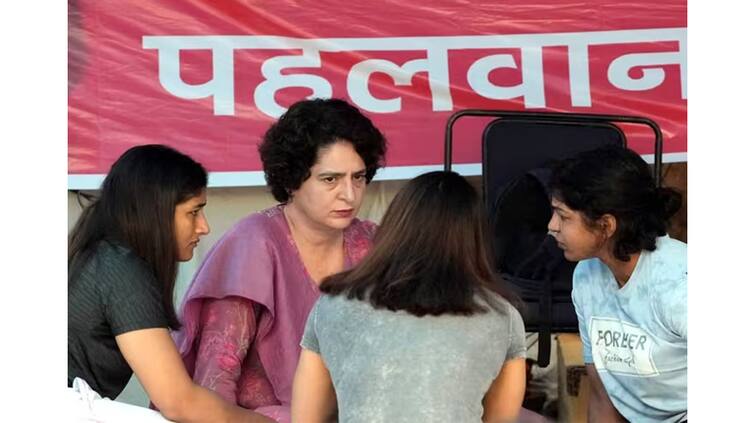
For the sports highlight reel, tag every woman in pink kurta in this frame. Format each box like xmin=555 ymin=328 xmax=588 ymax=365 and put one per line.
xmin=173 ymin=98 xmax=386 ymax=422
xmin=174 ymin=206 xmax=375 ymax=421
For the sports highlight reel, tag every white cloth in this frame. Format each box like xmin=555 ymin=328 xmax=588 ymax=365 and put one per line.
xmin=65 ymin=378 xmax=171 ymax=422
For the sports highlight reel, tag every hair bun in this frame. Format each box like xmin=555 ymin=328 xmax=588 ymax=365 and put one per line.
xmin=656 ymin=186 xmax=682 ymax=220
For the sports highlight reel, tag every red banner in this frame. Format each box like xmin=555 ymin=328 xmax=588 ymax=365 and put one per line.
xmin=68 ymin=0 xmax=686 ymax=188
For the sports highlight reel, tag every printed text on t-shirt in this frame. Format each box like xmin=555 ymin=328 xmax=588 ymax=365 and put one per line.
xmin=590 ymin=317 xmax=659 ymax=376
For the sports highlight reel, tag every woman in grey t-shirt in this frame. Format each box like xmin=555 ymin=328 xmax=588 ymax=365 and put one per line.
xmin=292 ymin=171 xmax=527 ymax=423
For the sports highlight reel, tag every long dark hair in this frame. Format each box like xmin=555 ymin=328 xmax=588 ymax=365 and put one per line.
xmin=68 ymin=144 xmax=208 ymax=329
xmin=320 ymin=171 xmax=518 ymax=317
xmin=550 ymin=146 xmax=682 ymax=261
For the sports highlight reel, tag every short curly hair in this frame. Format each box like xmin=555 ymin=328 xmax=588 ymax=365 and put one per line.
xmin=550 ymin=146 xmax=682 ymax=261
xmin=258 ymin=98 xmax=387 ymax=203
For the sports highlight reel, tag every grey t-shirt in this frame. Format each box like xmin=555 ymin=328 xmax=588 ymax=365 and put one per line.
xmin=300 ymin=291 xmax=526 ymax=423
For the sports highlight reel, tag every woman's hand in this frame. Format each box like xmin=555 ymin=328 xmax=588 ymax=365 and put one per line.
xmin=116 ymin=328 xmax=274 ymax=423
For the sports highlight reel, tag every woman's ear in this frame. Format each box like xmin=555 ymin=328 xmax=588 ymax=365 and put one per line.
xmin=598 ymin=214 xmax=617 ymax=239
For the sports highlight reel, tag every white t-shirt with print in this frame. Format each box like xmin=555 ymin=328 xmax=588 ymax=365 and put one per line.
xmin=573 ymin=235 xmax=687 ymax=423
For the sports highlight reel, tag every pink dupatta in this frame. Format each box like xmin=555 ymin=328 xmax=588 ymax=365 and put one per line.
xmin=172 ymin=205 xmax=375 ymax=421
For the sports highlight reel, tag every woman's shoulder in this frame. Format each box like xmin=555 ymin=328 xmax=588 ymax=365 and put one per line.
xmin=480 ymin=290 xmax=522 ymax=319
xmin=640 ymin=235 xmax=686 ymax=287
xmin=92 ymin=240 xmax=152 ymax=275
xmin=314 ymin=293 xmax=373 ymax=321
xmin=182 ymin=206 xmax=289 ymax=306
xmin=651 ymin=235 xmax=687 ymax=267
xmin=226 ymin=205 xmax=285 ymax=236
xmin=474 ymin=292 xmax=526 ymax=349
xmin=315 ymin=292 xmax=351 ymax=311
xmin=209 ymin=205 xmax=287 ymax=252
xmin=75 ymin=240 xmax=157 ymax=296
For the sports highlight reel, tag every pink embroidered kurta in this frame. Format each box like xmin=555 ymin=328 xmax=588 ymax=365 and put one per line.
xmin=172 ymin=205 xmax=376 ymax=422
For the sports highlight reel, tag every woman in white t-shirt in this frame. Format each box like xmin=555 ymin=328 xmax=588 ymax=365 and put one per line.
xmin=547 ymin=146 xmax=686 ymax=423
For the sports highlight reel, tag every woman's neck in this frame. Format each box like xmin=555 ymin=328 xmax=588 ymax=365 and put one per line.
xmin=283 ymin=204 xmax=346 ymax=284
xmin=282 ymin=204 xmax=343 ymax=251
xmin=598 ymin=250 xmax=641 ymax=288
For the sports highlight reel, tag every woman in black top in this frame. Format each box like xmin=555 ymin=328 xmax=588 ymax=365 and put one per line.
xmin=68 ymin=144 xmax=270 ymax=423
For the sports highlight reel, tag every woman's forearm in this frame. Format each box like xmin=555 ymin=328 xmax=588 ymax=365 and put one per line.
xmin=586 ymin=365 xmax=626 ymax=423
xmin=192 ymin=296 xmax=256 ymax=404
xmin=587 ymin=391 xmax=626 ymax=423
xmin=162 ymin=384 xmax=275 ymax=423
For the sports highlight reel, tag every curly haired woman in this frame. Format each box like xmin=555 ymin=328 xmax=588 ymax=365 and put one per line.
xmin=172 ymin=98 xmax=387 ymax=422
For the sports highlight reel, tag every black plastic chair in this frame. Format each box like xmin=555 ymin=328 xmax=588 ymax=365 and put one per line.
xmin=444 ymin=110 xmax=663 ymax=367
